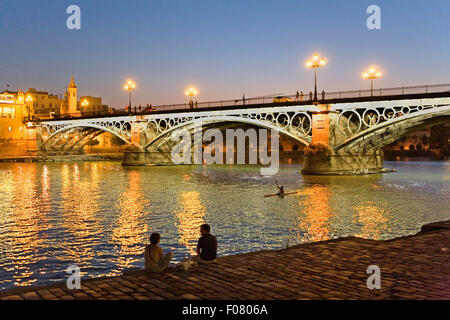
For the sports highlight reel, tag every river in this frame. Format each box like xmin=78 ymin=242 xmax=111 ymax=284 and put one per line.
xmin=0 ymin=160 xmax=449 ymax=291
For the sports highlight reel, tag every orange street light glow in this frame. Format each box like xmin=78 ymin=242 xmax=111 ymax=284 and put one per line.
xmin=124 ymin=80 xmax=136 ymax=91
xmin=185 ymin=87 xmax=198 ymax=96
xmin=362 ymin=66 xmax=382 ymax=79
xmin=305 ymin=53 xmax=327 ymax=69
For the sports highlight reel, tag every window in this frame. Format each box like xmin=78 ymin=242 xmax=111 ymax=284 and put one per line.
xmin=3 ymin=107 xmax=12 ymax=118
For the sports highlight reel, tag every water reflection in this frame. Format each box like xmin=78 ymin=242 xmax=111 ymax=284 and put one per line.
xmin=110 ymin=170 xmax=149 ymax=275
xmin=175 ymin=191 xmax=206 ymax=257
xmin=60 ymin=163 xmax=101 ymax=273
xmin=0 ymin=165 xmax=50 ymax=287
xmin=297 ymin=185 xmax=331 ymax=242
xmin=353 ymin=202 xmax=388 ymax=239
xmin=0 ymin=161 xmax=448 ymax=292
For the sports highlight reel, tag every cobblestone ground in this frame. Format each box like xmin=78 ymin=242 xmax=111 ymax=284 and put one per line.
xmin=1 ymin=221 xmax=449 ymax=300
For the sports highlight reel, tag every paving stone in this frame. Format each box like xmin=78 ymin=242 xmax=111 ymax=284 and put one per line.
xmin=181 ymin=293 xmax=201 ymax=300
xmin=21 ymin=292 xmax=40 ymax=300
xmin=1 ymin=295 xmax=24 ymax=300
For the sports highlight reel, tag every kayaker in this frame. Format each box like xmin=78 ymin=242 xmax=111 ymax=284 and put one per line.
xmin=276 ymin=181 xmax=285 ymax=197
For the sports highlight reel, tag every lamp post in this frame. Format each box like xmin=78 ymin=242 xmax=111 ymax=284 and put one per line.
xmin=185 ymin=87 xmax=198 ymax=109
xmin=362 ymin=67 xmax=382 ymax=96
xmin=25 ymin=95 xmax=33 ymax=121
xmin=305 ymin=53 xmax=327 ymax=102
xmin=124 ymin=80 xmax=136 ymax=113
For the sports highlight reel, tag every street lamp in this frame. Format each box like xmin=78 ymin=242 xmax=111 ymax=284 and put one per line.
xmin=81 ymin=99 xmax=89 ymax=115
xmin=25 ymin=95 xmax=33 ymax=121
xmin=305 ymin=53 xmax=327 ymax=101
xmin=362 ymin=66 xmax=382 ymax=96
xmin=185 ymin=87 xmax=198 ymax=109
xmin=124 ymin=80 xmax=136 ymax=112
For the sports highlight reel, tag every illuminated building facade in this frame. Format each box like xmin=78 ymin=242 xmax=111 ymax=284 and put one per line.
xmin=0 ymin=91 xmax=35 ymax=156
xmin=26 ymin=88 xmax=63 ymax=118
xmin=79 ymin=96 xmax=109 ymax=116
xmin=0 ymin=91 xmax=30 ymax=139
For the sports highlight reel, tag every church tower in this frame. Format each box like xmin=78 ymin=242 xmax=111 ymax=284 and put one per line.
xmin=67 ymin=75 xmax=78 ymax=115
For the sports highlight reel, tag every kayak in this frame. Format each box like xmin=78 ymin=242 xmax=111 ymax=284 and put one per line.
xmin=264 ymin=191 xmax=300 ymax=198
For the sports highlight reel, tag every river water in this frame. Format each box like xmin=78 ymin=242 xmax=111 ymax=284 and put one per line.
xmin=0 ymin=160 xmax=449 ymax=291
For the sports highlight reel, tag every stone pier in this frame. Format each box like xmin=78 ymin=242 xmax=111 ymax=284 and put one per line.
xmin=301 ymin=105 xmax=385 ymax=175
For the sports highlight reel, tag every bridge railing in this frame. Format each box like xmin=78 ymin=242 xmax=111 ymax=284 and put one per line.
xmin=320 ymin=83 xmax=450 ymax=100
xmin=34 ymin=83 xmax=450 ymax=121
xmin=149 ymin=83 xmax=450 ymax=112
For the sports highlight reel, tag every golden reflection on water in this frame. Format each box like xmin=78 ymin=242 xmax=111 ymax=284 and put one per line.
xmin=110 ymin=170 xmax=149 ymax=276
xmin=60 ymin=163 xmax=101 ymax=272
xmin=297 ymin=185 xmax=331 ymax=242
xmin=0 ymin=165 xmax=51 ymax=287
xmin=353 ymin=202 xmax=388 ymax=239
xmin=175 ymin=191 xmax=206 ymax=257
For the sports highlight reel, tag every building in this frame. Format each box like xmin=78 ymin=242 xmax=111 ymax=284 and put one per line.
xmin=383 ymin=124 xmax=449 ymax=158
xmin=26 ymin=88 xmax=63 ymax=118
xmin=59 ymin=76 xmax=107 ymax=117
xmin=59 ymin=76 xmax=81 ymax=117
xmin=0 ymin=91 xmax=35 ymax=156
xmin=385 ymin=129 xmax=430 ymax=152
xmin=0 ymin=76 xmax=112 ymax=157
xmin=79 ymin=96 xmax=109 ymax=116
xmin=430 ymin=124 xmax=450 ymax=156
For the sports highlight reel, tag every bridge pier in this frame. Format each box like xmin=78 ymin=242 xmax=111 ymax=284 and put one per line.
xmin=301 ymin=152 xmax=385 ymax=175
xmin=301 ymin=106 xmax=385 ymax=175
xmin=122 ymin=120 xmax=152 ymax=165
xmin=122 ymin=151 xmax=177 ymax=166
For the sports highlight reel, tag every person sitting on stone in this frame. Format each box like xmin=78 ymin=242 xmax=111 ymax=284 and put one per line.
xmin=145 ymin=233 xmax=173 ymax=273
xmin=193 ymin=224 xmax=217 ymax=264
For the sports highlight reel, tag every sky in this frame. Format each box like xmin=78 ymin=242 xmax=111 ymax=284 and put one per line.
xmin=0 ymin=0 xmax=449 ymax=108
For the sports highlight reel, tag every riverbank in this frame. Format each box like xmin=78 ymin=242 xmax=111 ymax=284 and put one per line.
xmin=1 ymin=220 xmax=448 ymax=300
xmin=0 ymin=153 xmax=123 ymax=163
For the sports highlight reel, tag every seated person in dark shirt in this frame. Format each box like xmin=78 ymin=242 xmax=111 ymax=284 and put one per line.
xmin=193 ymin=224 xmax=217 ymax=264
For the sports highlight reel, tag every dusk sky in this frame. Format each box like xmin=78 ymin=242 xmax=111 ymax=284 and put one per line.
xmin=0 ymin=0 xmax=449 ymax=108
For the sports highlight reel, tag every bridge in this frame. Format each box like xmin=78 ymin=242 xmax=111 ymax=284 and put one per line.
xmin=30 ymin=84 xmax=450 ymax=174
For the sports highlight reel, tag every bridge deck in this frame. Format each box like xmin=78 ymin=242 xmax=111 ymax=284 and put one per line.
xmin=34 ymin=88 xmax=450 ymax=123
